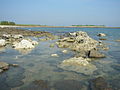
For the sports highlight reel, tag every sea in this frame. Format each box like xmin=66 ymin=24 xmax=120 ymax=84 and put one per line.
xmin=0 ymin=27 xmax=120 ymax=90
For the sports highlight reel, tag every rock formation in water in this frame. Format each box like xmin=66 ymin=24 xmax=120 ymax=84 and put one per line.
xmin=56 ymin=31 xmax=106 ymax=75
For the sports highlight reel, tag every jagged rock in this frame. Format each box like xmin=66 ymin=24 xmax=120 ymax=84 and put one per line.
xmin=88 ymin=49 xmax=105 ymax=58
xmin=0 ymin=39 xmax=6 ymax=47
xmin=12 ymin=39 xmax=36 ymax=49
xmin=97 ymin=33 xmax=106 ymax=37
xmin=56 ymin=31 xmax=98 ymax=52
xmin=90 ymin=77 xmax=112 ymax=90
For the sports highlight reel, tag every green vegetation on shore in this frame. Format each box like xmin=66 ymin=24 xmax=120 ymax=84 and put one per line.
xmin=0 ymin=21 xmax=16 ymax=25
xmin=15 ymin=24 xmax=47 ymax=26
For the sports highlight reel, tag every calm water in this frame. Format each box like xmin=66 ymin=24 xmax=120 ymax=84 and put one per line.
xmin=0 ymin=27 xmax=120 ymax=90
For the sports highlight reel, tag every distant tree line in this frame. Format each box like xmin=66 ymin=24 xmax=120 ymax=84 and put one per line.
xmin=72 ymin=25 xmax=105 ymax=26
xmin=0 ymin=21 xmax=16 ymax=25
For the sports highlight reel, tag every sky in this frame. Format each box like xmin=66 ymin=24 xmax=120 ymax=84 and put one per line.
xmin=0 ymin=0 xmax=120 ymax=26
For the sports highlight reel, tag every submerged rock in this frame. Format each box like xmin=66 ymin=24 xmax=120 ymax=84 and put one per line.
xmin=49 ymin=43 xmax=55 ymax=47
xmin=62 ymin=50 xmax=68 ymax=53
xmin=20 ymin=80 xmax=50 ymax=90
xmin=58 ymin=57 xmax=97 ymax=75
xmin=90 ymin=77 xmax=112 ymax=90
xmin=62 ymin=57 xmax=90 ymax=66
xmin=53 ymin=80 xmax=87 ymax=90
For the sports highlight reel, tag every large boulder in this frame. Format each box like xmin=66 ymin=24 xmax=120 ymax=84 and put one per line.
xmin=12 ymin=39 xmax=35 ymax=49
xmin=0 ymin=39 xmax=6 ymax=47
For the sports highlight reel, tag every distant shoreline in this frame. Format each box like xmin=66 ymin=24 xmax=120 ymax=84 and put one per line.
xmin=0 ymin=25 xmax=120 ymax=29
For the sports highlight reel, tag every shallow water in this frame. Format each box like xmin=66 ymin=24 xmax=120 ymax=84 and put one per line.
xmin=0 ymin=27 xmax=120 ymax=90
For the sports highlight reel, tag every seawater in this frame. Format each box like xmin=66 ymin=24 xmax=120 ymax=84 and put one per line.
xmin=0 ymin=27 xmax=120 ymax=90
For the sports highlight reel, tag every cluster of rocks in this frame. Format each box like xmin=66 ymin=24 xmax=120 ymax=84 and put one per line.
xmin=0 ymin=62 xmax=18 ymax=73
xmin=0 ymin=34 xmax=38 ymax=49
xmin=56 ymin=31 xmax=107 ymax=75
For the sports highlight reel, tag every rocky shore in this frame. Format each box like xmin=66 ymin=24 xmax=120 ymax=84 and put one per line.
xmin=0 ymin=27 xmax=54 ymax=38
xmin=0 ymin=27 xmax=55 ymax=73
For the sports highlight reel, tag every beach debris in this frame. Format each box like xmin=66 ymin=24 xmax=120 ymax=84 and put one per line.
xmin=0 ymin=39 xmax=6 ymax=47
xmin=51 ymin=54 xmax=59 ymax=57
xmin=53 ymin=80 xmax=87 ymax=90
xmin=97 ymin=33 xmax=106 ymax=37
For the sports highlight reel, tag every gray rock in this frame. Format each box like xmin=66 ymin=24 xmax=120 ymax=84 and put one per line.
xmin=88 ymin=49 xmax=105 ymax=58
xmin=0 ymin=62 xmax=9 ymax=71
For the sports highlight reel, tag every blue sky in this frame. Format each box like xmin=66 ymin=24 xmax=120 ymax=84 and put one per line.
xmin=0 ymin=0 xmax=120 ymax=26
